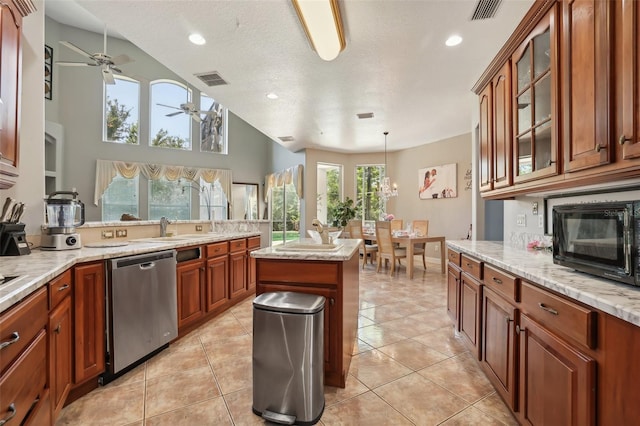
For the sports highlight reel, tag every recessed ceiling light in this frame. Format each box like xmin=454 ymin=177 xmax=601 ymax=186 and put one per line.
xmin=189 ymin=33 xmax=206 ymax=45
xmin=445 ymin=35 xmax=463 ymax=47
xmin=266 ymin=92 xmax=279 ymax=100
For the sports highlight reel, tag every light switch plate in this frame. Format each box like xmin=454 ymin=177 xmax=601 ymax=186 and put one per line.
xmin=538 ymin=214 xmax=544 ymax=228
xmin=516 ymin=214 xmax=526 ymax=227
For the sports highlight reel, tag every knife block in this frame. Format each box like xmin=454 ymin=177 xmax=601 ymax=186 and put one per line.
xmin=0 ymin=222 xmax=31 ymax=256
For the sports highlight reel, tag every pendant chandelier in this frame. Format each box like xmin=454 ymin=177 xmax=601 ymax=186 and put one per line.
xmin=379 ymin=131 xmax=398 ymax=201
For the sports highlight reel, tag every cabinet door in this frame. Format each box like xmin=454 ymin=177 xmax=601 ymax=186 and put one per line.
xmin=73 ymin=262 xmax=105 ymax=384
xmin=49 ymin=296 xmax=72 ymax=419
xmin=482 ymin=287 xmax=517 ymax=411
xmin=620 ymin=0 xmax=640 ymax=159
xmin=206 ymin=255 xmax=228 ymax=312
xmin=229 ymin=251 xmax=247 ymax=299
xmin=479 ymin=83 xmax=493 ymax=192
xmin=518 ymin=313 xmax=596 ymax=426
xmin=513 ymin=6 xmax=559 ymax=183
xmin=460 ymin=273 xmax=482 ymax=360
xmin=0 ymin=2 xmax=21 ymax=183
xmin=562 ymin=0 xmax=612 ymax=172
xmin=446 ymin=263 xmax=461 ymax=329
xmin=177 ymin=261 xmax=205 ymax=329
xmin=247 ymin=249 xmax=257 ymax=292
xmin=493 ymin=61 xmax=513 ymax=189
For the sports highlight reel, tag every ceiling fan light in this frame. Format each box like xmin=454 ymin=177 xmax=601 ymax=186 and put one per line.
xmin=292 ymin=0 xmax=346 ymax=61
xmin=189 ymin=33 xmax=206 ymax=45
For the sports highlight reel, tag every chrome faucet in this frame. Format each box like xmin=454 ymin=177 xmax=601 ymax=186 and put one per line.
xmin=159 ymin=216 xmax=171 ymax=237
xmin=312 ymin=219 xmax=331 ymax=244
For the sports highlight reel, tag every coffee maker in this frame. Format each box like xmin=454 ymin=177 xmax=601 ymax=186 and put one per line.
xmin=41 ymin=191 xmax=85 ymax=251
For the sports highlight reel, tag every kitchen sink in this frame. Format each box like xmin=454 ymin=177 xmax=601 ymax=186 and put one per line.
xmin=131 ymin=236 xmax=200 ymax=243
xmin=275 ymin=243 xmax=343 ymax=252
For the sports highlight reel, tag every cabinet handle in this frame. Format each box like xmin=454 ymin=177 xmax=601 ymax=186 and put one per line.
xmin=54 ymin=324 xmax=62 ymax=334
xmin=595 ymin=143 xmax=607 ymax=153
xmin=505 ymin=316 xmax=513 ymax=323
xmin=546 ymin=160 xmax=556 ymax=167
xmin=515 ymin=325 xmax=521 ymax=335
xmin=0 ymin=332 xmax=19 ymax=350
xmin=0 ymin=403 xmax=16 ymax=425
xmin=466 ymin=263 xmax=472 ymax=268
xmin=538 ymin=302 xmax=558 ymax=315
xmin=619 ymin=134 xmax=632 ymax=145
xmin=492 ymin=277 xmax=503 ymax=284
xmin=58 ymin=283 xmax=70 ymax=291
xmin=330 ymin=298 xmax=335 ymax=306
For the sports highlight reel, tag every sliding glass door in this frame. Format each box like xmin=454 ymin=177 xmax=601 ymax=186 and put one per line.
xmin=270 ymin=183 xmax=300 ymax=245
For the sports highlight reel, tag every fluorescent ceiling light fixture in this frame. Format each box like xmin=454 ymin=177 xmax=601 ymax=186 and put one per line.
xmin=292 ymin=0 xmax=346 ymax=61
xmin=445 ymin=35 xmax=463 ymax=47
xmin=189 ymin=33 xmax=206 ymax=45
xmin=266 ymin=92 xmax=279 ymax=100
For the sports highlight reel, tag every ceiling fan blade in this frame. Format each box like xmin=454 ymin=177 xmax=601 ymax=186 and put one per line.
xmin=59 ymin=41 xmax=94 ymax=60
xmin=56 ymin=61 xmax=94 ymax=67
xmin=191 ymin=114 xmax=202 ymax=123
xmin=199 ymin=110 xmax=219 ymax=115
xmin=110 ymin=66 xmax=123 ymax=74
xmin=166 ymin=111 xmax=184 ymax=117
xmin=110 ymin=54 xmax=133 ymax=66
xmin=157 ymin=103 xmax=182 ymax=110
xmin=102 ymin=67 xmax=116 ymax=85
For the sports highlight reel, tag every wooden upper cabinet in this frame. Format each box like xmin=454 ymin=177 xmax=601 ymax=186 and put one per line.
xmin=492 ymin=62 xmax=513 ymax=189
xmin=512 ymin=5 xmax=560 ymax=183
xmin=562 ymin=0 xmax=613 ymax=172
xmin=479 ymin=84 xmax=493 ymax=192
xmin=620 ymin=0 xmax=640 ymax=159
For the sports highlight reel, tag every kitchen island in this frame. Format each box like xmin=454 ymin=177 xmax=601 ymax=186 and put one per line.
xmin=251 ymin=238 xmax=360 ymax=388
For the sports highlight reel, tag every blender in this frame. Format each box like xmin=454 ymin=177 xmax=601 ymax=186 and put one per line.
xmin=41 ymin=191 xmax=85 ymax=250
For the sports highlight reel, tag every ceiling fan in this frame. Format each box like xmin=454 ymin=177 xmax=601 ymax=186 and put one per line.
xmin=157 ymin=101 xmax=218 ymax=123
xmin=57 ymin=26 xmax=133 ymax=85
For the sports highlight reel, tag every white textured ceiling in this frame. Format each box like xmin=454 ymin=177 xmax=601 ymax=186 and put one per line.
xmin=45 ymin=0 xmax=533 ymax=153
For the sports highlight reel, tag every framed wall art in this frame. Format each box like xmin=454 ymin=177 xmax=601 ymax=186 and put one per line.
xmin=45 ymin=45 xmax=53 ymax=100
xmin=418 ymin=163 xmax=457 ymax=199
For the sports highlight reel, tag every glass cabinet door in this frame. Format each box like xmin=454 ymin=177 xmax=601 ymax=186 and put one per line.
xmin=513 ymin=7 xmax=558 ymax=182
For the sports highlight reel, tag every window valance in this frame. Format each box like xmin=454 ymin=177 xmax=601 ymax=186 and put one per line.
xmin=94 ymin=159 xmax=233 ymax=206
xmin=264 ymin=164 xmax=304 ymax=202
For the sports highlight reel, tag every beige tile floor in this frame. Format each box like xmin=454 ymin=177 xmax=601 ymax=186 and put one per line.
xmin=56 ymin=257 xmax=518 ymax=426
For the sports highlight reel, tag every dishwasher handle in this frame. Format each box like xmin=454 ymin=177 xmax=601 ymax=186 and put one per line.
xmin=139 ymin=262 xmax=156 ymax=270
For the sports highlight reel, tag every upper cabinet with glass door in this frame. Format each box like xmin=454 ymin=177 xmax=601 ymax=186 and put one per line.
xmin=512 ymin=5 xmax=559 ymax=183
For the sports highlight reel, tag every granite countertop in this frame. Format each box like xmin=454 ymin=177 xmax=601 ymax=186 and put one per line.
xmin=251 ymin=238 xmax=361 ymax=261
xmin=0 ymin=231 xmax=260 ymax=313
xmin=447 ymin=240 xmax=640 ymax=328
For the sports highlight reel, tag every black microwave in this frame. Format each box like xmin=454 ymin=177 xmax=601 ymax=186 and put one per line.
xmin=553 ymin=201 xmax=640 ymax=286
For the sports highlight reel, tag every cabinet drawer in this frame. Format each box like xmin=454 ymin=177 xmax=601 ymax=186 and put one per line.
xmin=247 ymin=236 xmax=261 ymax=249
xmin=521 ymin=281 xmax=597 ymax=349
xmin=484 ymin=264 xmax=519 ymax=302
xmin=258 ymin=260 xmax=339 ymax=285
xmin=48 ymin=269 xmax=73 ymax=309
xmin=0 ymin=287 xmax=48 ymax=374
xmin=0 ymin=329 xmax=47 ymax=426
xmin=447 ymin=249 xmax=461 ymax=266
xmin=206 ymin=241 xmax=228 ymax=258
xmin=461 ymin=254 xmax=483 ymax=280
xmin=229 ymin=239 xmax=247 ymax=253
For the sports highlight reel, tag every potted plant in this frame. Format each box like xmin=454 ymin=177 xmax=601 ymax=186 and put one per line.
xmin=331 ymin=197 xmax=357 ymax=227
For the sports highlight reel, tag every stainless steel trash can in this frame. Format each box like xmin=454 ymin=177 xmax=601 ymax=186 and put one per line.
xmin=252 ymin=291 xmax=325 ymax=425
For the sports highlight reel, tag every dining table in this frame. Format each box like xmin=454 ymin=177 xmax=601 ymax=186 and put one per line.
xmin=362 ymin=232 xmax=446 ymax=279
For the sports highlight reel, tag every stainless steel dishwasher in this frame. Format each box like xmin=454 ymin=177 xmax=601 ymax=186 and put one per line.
xmin=102 ymin=249 xmax=177 ymax=384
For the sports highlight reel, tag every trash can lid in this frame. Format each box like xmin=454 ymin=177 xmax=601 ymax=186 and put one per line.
xmin=253 ymin=291 xmax=325 ymax=314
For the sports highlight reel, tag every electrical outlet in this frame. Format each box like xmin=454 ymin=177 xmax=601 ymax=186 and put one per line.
xmin=115 ymin=229 xmax=127 ymax=238
xmin=532 ymin=202 xmax=538 ymax=215
xmin=195 ymin=225 xmax=203 ymax=231
xmin=538 ymin=214 xmax=544 ymax=228
xmin=516 ymin=214 xmax=527 ymax=227
xmin=102 ymin=230 xmax=114 ymax=239
xmin=434 ymin=244 xmax=439 ymax=252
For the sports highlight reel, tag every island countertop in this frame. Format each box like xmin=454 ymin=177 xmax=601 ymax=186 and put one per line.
xmin=250 ymin=238 xmax=361 ymax=261
xmin=0 ymin=231 xmax=260 ymax=314
xmin=447 ymin=240 xmax=640 ymax=328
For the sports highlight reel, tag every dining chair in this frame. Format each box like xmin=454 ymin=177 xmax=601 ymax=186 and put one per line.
xmin=375 ymin=221 xmax=407 ymax=275
xmin=390 ymin=219 xmax=404 ymax=232
xmin=412 ymin=219 xmax=429 ymax=269
xmin=347 ymin=219 xmax=378 ymax=269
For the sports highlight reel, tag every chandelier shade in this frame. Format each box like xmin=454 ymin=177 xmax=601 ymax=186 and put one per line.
xmin=378 ymin=131 xmax=398 ymax=201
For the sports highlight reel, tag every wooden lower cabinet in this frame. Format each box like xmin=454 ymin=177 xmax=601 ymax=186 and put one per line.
xmin=481 ymin=287 xmax=518 ymax=411
xmin=229 ymin=242 xmax=247 ymax=300
xmin=446 ymin=263 xmax=461 ymax=329
xmin=49 ymin=296 xmax=73 ymax=419
xmin=460 ymin=272 xmax=483 ymax=359
xmin=206 ymin=254 xmax=228 ymax=312
xmin=518 ymin=313 xmax=596 ymax=425
xmin=246 ymin=236 xmax=261 ymax=292
xmin=177 ymin=259 xmax=206 ymax=330
xmin=73 ymin=262 xmax=105 ymax=385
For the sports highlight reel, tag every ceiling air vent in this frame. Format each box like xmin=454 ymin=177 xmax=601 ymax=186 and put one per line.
xmin=470 ymin=0 xmax=502 ymax=20
xmin=357 ymin=112 xmax=374 ymax=119
xmin=194 ymin=71 xmax=228 ymax=87
xmin=278 ymin=136 xmax=295 ymax=142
